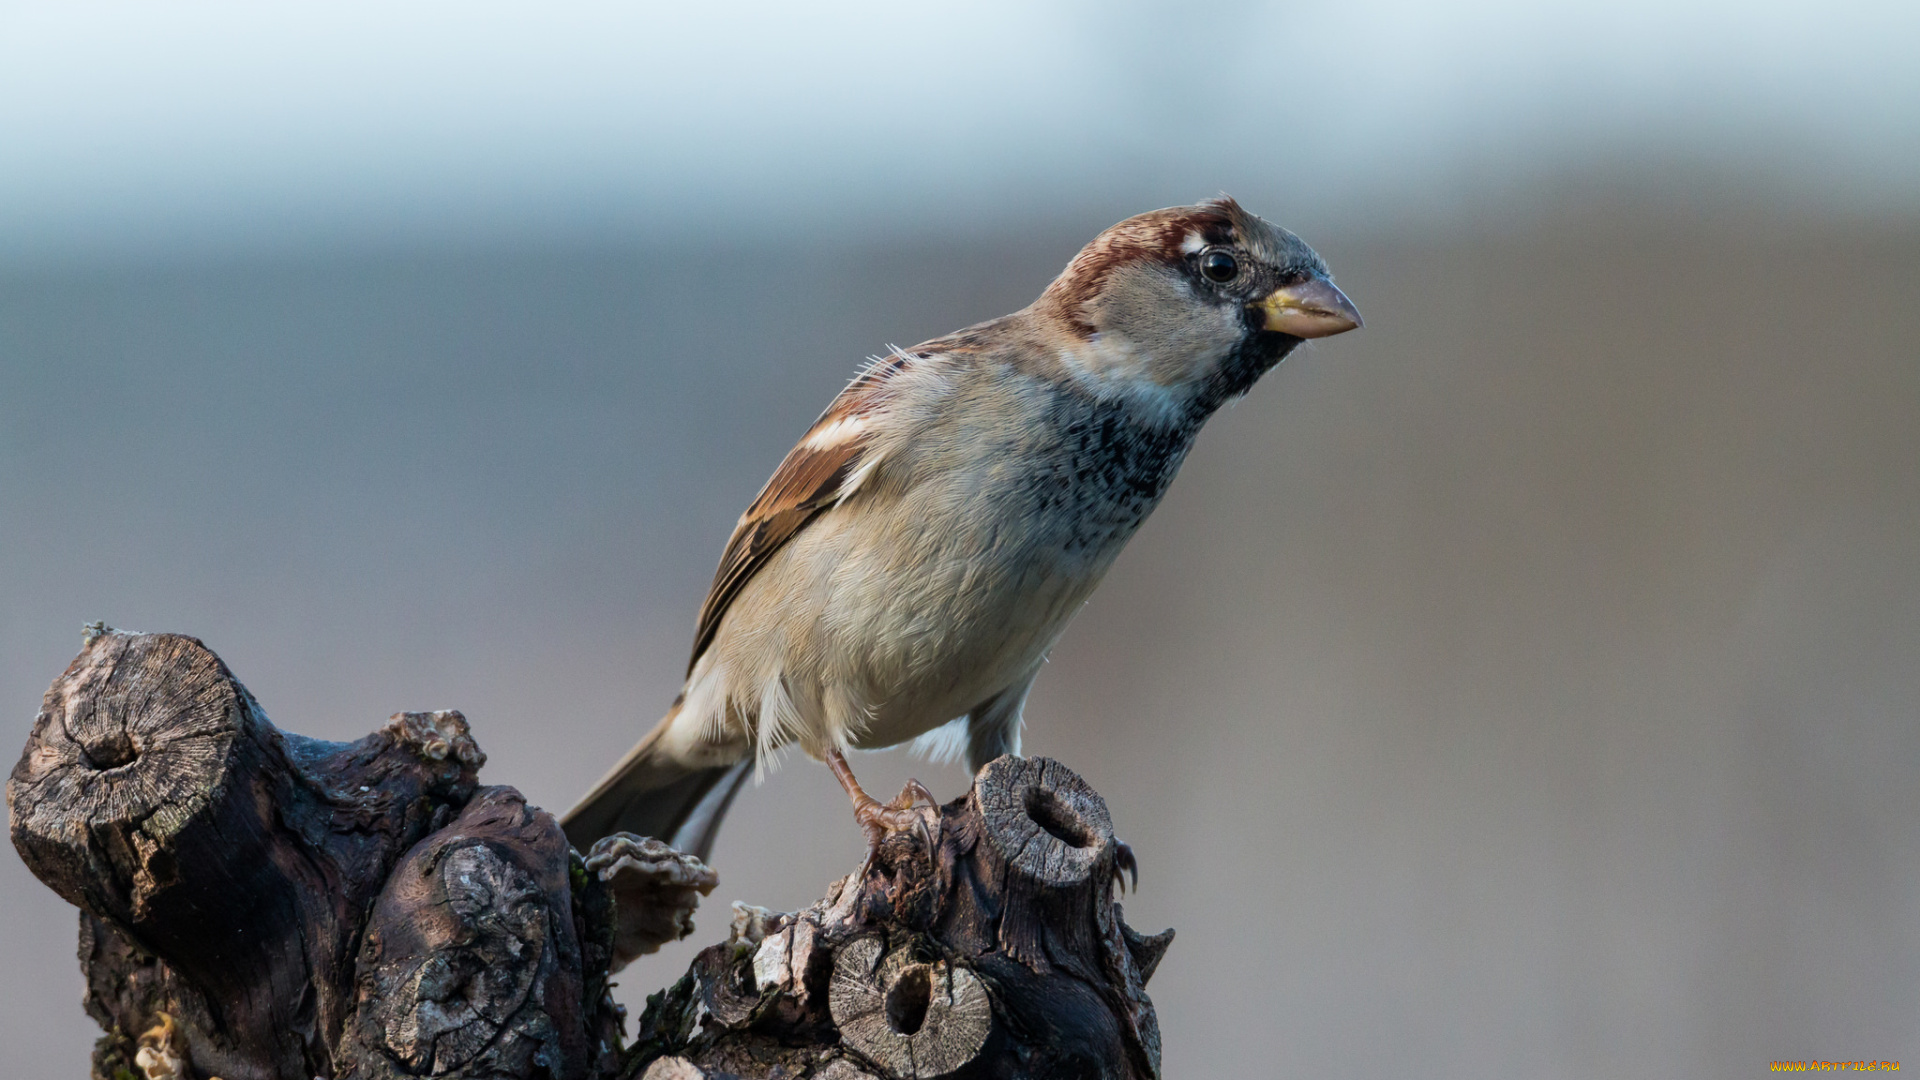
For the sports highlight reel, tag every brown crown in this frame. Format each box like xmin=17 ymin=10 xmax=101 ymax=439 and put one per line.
xmin=1037 ymin=197 xmax=1253 ymax=336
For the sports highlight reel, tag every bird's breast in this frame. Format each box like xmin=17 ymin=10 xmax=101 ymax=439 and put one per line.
xmin=701 ymin=379 xmax=1203 ymax=753
xmin=1034 ymin=400 xmax=1197 ymax=557
xmin=823 ymin=394 xmax=1197 ymax=722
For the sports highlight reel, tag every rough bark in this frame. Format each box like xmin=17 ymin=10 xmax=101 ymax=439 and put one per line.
xmin=9 ymin=628 xmax=1170 ymax=1080
xmin=11 ymin=628 xmax=492 ymax=1079
xmin=628 ymin=754 xmax=1173 ymax=1080
xmin=7 ymin=628 xmax=631 ymax=1080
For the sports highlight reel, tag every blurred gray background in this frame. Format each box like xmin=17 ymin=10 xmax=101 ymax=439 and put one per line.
xmin=3 ymin=2 xmax=1917 ymax=1076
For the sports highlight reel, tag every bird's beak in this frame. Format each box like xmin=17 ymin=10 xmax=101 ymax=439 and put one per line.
xmin=1259 ymin=276 xmax=1363 ymax=338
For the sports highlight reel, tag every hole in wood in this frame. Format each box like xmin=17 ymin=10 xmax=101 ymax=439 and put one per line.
xmin=885 ymin=963 xmax=932 ymax=1036
xmin=82 ymin=729 xmax=137 ymax=771
xmin=1023 ymin=785 xmax=1094 ymax=849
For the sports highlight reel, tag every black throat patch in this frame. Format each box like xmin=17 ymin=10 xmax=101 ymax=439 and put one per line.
xmin=1195 ymin=329 xmax=1302 ymax=412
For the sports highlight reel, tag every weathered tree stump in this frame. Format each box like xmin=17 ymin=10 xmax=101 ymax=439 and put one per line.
xmin=8 ymin=628 xmax=1171 ymax=1080
xmin=637 ymin=754 xmax=1173 ymax=1080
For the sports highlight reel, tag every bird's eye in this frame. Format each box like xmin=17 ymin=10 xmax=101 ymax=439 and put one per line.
xmin=1199 ymin=250 xmax=1239 ymax=283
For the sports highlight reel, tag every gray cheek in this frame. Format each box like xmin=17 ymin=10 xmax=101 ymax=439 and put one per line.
xmin=1095 ymin=265 xmax=1240 ymax=369
xmin=1129 ymin=275 xmax=1244 ymax=360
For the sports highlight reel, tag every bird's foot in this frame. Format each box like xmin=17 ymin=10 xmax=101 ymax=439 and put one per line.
xmin=826 ymin=748 xmax=938 ymax=853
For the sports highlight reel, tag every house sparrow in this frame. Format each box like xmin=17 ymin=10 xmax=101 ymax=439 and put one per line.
xmin=562 ymin=197 xmax=1360 ymax=859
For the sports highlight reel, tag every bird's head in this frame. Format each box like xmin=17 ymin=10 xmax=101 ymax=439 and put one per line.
xmin=1035 ymin=197 xmax=1361 ymax=410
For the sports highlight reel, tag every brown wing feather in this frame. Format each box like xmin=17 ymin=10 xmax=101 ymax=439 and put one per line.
xmin=687 ymin=357 xmax=907 ymax=673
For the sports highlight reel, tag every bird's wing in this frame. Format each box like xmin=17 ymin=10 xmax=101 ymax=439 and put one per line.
xmin=688 ymin=352 xmax=911 ymax=672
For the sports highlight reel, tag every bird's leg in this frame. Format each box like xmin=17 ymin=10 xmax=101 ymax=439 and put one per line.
xmin=825 ymin=748 xmax=937 ymax=851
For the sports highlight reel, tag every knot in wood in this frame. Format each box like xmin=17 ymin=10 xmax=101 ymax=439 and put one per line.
xmin=827 ymin=936 xmax=990 ymax=1079
xmin=388 ymin=709 xmax=487 ymax=771
xmin=346 ymin=788 xmax=596 ymax=1078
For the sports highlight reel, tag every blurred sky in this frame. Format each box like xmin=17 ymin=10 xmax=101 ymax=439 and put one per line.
xmin=2 ymin=0 xmax=1917 ymax=266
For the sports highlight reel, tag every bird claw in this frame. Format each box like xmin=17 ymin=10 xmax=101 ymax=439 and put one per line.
xmin=900 ymin=778 xmax=939 ymax=812
xmin=827 ymin=749 xmax=939 ymax=855
xmin=852 ymin=777 xmax=938 ymax=849
xmin=1112 ymin=838 xmax=1139 ymax=895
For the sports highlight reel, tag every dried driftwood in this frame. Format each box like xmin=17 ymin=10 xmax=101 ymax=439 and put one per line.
xmin=8 ymin=628 xmax=1171 ymax=1080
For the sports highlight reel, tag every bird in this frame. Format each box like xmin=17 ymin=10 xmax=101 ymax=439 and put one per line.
xmin=562 ymin=197 xmax=1361 ymax=861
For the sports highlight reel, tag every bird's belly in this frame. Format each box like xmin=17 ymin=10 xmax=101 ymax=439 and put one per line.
xmin=792 ymin=496 xmax=1120 ymax=749
xmin=840 ymin=574 xmax=1089 ymax=750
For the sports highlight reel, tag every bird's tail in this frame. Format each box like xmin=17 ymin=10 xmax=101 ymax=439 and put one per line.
xmin=560 ymin=704 xmax=750 ymax=861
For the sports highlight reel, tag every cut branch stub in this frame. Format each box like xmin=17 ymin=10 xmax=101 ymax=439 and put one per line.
xmin=970 ymin=755 xmax=1118 ymax=973
xmin=973 ymin=756 xmax=1116 ymax=890
xmin=827 ymin=936 xmax=991 ymax=1080
xmin=11 ymin=630 xmax=330 ymax=1077
xmin=9 ymin=630 xmax=253 ymax=927
xmin=8 ymin=629 xmax=488 ymax=1080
